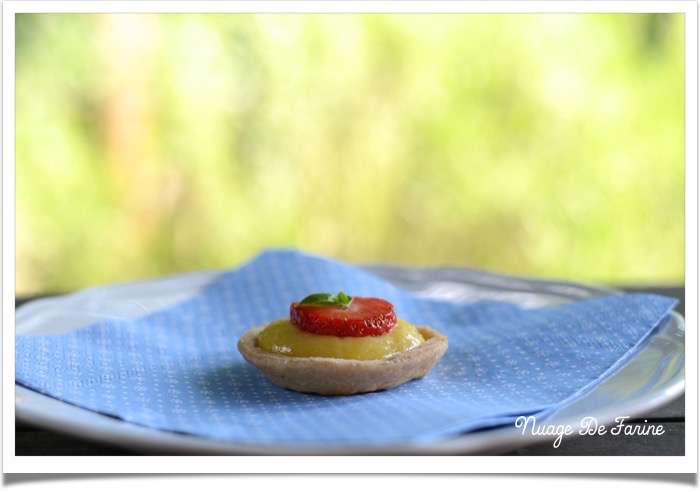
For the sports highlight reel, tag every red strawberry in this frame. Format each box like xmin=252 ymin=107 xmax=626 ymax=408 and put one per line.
xmin=290 ymin=294 xmax=397 ymax=337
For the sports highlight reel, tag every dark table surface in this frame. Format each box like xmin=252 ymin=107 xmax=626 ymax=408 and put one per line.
xmin=14 ymin=286 xmax=685 ymax=456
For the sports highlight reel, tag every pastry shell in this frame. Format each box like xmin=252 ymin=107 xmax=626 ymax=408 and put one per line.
xmin=237 ymin=325 xmax=448 ymax=396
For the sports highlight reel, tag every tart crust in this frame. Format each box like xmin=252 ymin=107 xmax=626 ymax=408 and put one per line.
xmin=237 ymin=325 xmax=448 ymax=396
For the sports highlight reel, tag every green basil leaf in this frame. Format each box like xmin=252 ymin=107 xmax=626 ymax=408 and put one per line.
xmin=297 ymin=291 xmax=353 ymax=309
xmin=298 ymin=293 xmax=334 ymax=305
xmin=337 ymin=291 xmax=351 ymax=305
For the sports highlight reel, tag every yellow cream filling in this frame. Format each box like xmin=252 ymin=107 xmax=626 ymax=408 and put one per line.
xmin=256 ymin=318 xmax=425 ymax=360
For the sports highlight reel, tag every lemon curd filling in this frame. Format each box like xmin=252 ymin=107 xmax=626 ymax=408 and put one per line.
xmin=256 ymin=319 xmax=425 ymax=360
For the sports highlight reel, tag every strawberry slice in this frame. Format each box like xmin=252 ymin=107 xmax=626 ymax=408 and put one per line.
xmin=290 ymin=293 xmax=397 ymax=337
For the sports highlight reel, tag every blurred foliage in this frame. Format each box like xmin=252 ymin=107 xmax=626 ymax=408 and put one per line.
xmin=15 ymin=13 xmax=684 ymax=293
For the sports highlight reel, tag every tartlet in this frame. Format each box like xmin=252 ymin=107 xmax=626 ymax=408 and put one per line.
xmin=237 ymin=292 xmax=448 ymax=396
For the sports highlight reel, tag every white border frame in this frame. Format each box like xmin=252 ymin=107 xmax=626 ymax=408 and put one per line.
xmin=3 ymin=0 xmax=697 ymax=476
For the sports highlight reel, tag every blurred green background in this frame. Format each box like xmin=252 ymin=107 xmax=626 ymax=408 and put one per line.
xmin=15 ymin=13 xmax=684 ymax=294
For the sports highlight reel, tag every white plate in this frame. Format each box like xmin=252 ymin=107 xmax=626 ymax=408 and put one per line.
xmin=15 ymin=266 xmax=684 ymax=455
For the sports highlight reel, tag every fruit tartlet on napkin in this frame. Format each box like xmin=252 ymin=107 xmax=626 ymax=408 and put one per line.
xmin=15 ymin=250 xmax=678 ymax=446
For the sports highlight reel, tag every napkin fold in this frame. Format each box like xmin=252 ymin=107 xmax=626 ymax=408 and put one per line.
xmin=15 ymin=250 xmax=678 ymax=446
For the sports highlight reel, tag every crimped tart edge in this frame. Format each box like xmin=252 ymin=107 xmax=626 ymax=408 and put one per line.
xmin=237 ymin=324 xmax=448 ymax=396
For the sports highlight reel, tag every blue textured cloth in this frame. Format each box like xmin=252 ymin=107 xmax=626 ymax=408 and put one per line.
xmin=16 ymin=250 xmax=677 ymax=446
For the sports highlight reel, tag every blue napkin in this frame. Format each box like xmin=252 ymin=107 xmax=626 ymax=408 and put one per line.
xmin=15 ymin=250 xmax=677 ymax=446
